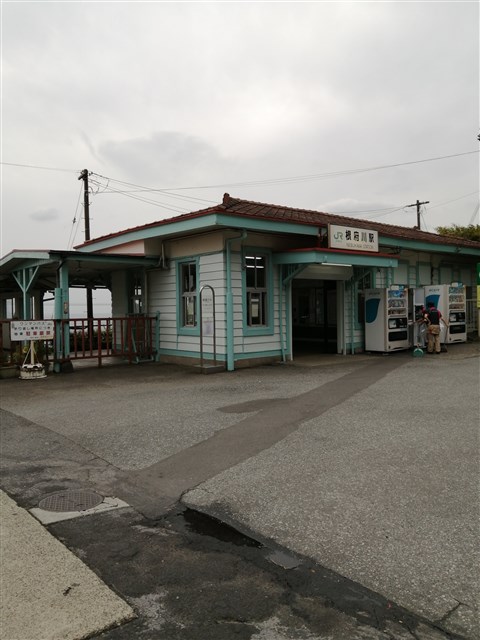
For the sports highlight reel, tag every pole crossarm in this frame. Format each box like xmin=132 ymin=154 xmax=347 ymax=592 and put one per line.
xmin=406 ymin=199 xmax=430 ymax=230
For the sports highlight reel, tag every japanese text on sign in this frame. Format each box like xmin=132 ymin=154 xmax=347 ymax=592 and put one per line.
xmin=201 ymin=290 xmax=214 ymax=337
xmin=11 ymin=320 xmax=55 ymax=341
xmin=328 ymin=224 xmax=379 ymax=252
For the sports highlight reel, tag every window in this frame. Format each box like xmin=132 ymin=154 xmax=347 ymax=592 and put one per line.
xmin=180 ymin=261 xmax=197 ymax=327
xmin=130 ymin=273 xmax=143 ymax=315
xmin=245 ymin=254 xmax=267 ymax=326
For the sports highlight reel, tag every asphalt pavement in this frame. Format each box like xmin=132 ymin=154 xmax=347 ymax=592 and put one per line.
xmin=0 ymin=343 xmax=478 ymax=639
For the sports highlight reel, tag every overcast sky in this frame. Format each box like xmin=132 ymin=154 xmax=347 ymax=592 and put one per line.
xmin=1 ymin=1 xmax=479 ymax=259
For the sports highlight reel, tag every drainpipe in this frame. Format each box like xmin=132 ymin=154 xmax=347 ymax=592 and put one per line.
xmin=225 ymin=230 xmax=247 ymax=371
xmin=279 ymin=267 xmax=285 ymax=362
xmin=350 ymin=278 xmax=355 ymax=355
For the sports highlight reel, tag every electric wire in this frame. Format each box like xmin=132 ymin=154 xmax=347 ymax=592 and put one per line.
xmin=66 ymin=183 xmax=84 ymax=249
xmin=423 ymin=190 xmax=479 ymax=210
xmin=0 ymin=161 xmax=79 ymax=173
xmin=100 ymin=149 xmax=477 ymax=192
xmin=468 ymin=203 xmax=480 ymax=225
xmin=89 ymin=173 xmax=217 ymax=205
xmin=361 ymin=206 xmax=411 ymax=220
xmin=3 ymin=152 xmax=479 ymax=228
xmin=70 ymin=205 xmax=85 ymax=247
xmin=89 ymin=178 xmax=190 ymax=214
xmin=2 ymin=149 xmax=477 ymax=190
xmin=85 ymin=150 xmax=479 ymax=217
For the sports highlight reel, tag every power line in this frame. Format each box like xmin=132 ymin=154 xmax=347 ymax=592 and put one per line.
xmin=0 ymin=161 xmax=79 ymax=173
xmin=361 ymin=206 xmax=410 ymax=220
xmin=90 ymin=173 xmax=216 ymax=205
xmin=2 ymin=149 xmax=477 ymax=190
xmin=86 ymin=149 xmax=479 ymax=214
xmin=88 ymin=178 xmax=190 ymax=214
xmin=121 ymin=149 xmax=478 ymax=192
xmin=468 ymin=203 xmax=479 ymax=225
xmin=423 ymin=190 xmax=479 ymax=210
xmin=66 ymin=183 xmax=84 ymax=250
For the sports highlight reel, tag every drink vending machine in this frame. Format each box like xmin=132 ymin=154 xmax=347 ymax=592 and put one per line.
xmin=424 ymin=284 xmax=466 ymax=343
xmin=365 ymin=286 xmax=410 ymax=352
xmin=411 ymin=288 xmax=428 ymax=348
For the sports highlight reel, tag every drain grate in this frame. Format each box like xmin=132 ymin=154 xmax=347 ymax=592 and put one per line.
xmin=38 ymin=489 xmax=104 ymax=513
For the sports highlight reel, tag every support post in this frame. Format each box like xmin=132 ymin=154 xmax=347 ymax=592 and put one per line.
xmin=54 ymin=262 xmax=73 ymax=373
xmin=78 ymin=169 xmax=94 ymax=319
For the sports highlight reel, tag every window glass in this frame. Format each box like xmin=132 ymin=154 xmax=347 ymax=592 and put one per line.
xmin=245 ymin=254 xmax=267 ymax=326
xmin=181 ymin=262 xmax=197 ymax=327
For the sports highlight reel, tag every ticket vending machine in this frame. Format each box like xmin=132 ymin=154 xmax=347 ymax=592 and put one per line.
xmin=365 ymin=287 xmax=410 ymax=352
xmin=424 ymin=284 xmax=466 ymax=343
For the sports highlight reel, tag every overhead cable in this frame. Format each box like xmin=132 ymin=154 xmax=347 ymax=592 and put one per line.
xmin=0 ymin=161 xmax=79 ymax=173
xmin=108 ymin=149 xmax=478 ymax=192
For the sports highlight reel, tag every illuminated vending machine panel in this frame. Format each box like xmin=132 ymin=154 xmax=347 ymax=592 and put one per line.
xmin=365 ymin=287 xmax=409 ymax=352
xmin=424 ymin=284 xmax=466 ymax=344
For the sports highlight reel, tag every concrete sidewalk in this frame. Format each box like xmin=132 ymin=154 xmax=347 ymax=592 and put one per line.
xmin=183 ymin=350 xmax=480 ymax=639
xmin=1 ymin=343 xmax=479 ymax=639
xmin=0 ymin=490 xmax=134 ymax=640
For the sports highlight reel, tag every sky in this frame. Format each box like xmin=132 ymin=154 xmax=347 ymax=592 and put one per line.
xmin=1 ymin=0 xmax=479 ymax=263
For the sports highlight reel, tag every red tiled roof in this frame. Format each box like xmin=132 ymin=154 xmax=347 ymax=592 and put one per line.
xmin=221 ymin=194 xmax=480 ymax=249
xmin=77 ymin=194 xmax=480 ymax=250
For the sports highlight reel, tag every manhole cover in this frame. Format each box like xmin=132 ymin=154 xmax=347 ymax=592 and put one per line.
xmin=38 ymin=490 xmax=104 ymax=513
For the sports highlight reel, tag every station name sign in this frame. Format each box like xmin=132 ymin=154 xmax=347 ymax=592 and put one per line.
xmin=328 ymin=224 xmax=379 ymax=252
xmin=11 ymin=320 xmax=55 ymax=341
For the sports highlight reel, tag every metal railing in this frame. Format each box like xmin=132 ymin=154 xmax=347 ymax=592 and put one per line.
xmin=466 ymin=299 xmax=478 ymax=333
xmin=1 ymin=316 xmax=157 ymax=368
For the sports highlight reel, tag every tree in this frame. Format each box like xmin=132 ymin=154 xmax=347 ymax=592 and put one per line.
xmin=435 ymin=224 xmax=480 ymax=241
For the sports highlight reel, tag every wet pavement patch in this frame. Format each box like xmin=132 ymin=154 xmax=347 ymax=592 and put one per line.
xmin=47 ymin=505 xmax=463 ymax=640
xmin=178 ymin=508 xmax=262 ymax=547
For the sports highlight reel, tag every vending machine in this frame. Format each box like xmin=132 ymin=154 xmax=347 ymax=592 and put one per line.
xmin=411 ymin=288 xmax=427 ymax=348
xmin=365 ymin=286 xmax=410 ymax=352
xmin=424 ymin=284 xmax=466 ymax=343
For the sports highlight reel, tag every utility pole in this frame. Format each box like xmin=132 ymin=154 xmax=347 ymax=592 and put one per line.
xmin=78 ymin=169 xmax=93 ymax=319
xmin=78 ymin=169 xmax=91 ymax=241
xmin=407 ymin=199 xmax=429 ymax=230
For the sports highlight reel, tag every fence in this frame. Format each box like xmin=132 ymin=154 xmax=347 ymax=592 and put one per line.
xmin=466 ymin=299 xmax=478 ymax=334
xmin=1 ymin=316 xmax=158 ymax=368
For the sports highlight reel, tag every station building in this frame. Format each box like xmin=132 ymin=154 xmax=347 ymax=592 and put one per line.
xmin=1 ymin=194 xmax=479 ymax=371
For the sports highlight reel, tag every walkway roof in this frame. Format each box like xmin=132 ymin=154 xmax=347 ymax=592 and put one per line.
xmin=0 ymin=250 xmax=159 ymax=296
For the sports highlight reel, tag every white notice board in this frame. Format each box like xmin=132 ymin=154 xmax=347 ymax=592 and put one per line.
xmin=10 ymin=320 xmax=55 ymax=341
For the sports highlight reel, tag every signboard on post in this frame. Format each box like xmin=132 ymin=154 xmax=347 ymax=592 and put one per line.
xmin=10 ymin=320 xmax=55 ymax=341
xmin=201 ymin=288 xmax=214 ymax=337
xmin=198 ymin=285 xmax=223 ymax=371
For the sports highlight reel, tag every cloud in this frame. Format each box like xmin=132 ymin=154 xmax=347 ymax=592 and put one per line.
xmin=29 ymin=208 xmax=60 ymax=222
xmin=1 ymin=1 xmax=478 ymax=256
xmin=98 ymin=131 xmax=236 ymax=186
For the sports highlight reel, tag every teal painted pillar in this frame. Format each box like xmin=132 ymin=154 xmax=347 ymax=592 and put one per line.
xmin=12 ymin=267 xmax=40 ymax=320
xmin=155 ymin=311 xmax=160 ymax=362
xmin=54 ymin=262 xmax=70 ymax=371
xmin=225 ymin=231 xmax=247 ymax=372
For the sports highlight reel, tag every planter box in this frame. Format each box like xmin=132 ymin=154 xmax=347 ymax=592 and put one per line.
xmin=0 ymin=366 xmax=19 ymax=380
xmin=19 ymin=364 xmax=47 ymax=380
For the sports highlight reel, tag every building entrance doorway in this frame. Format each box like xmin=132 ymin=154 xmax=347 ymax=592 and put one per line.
xmin=292 ymin=280 xmax=337 ymax=354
